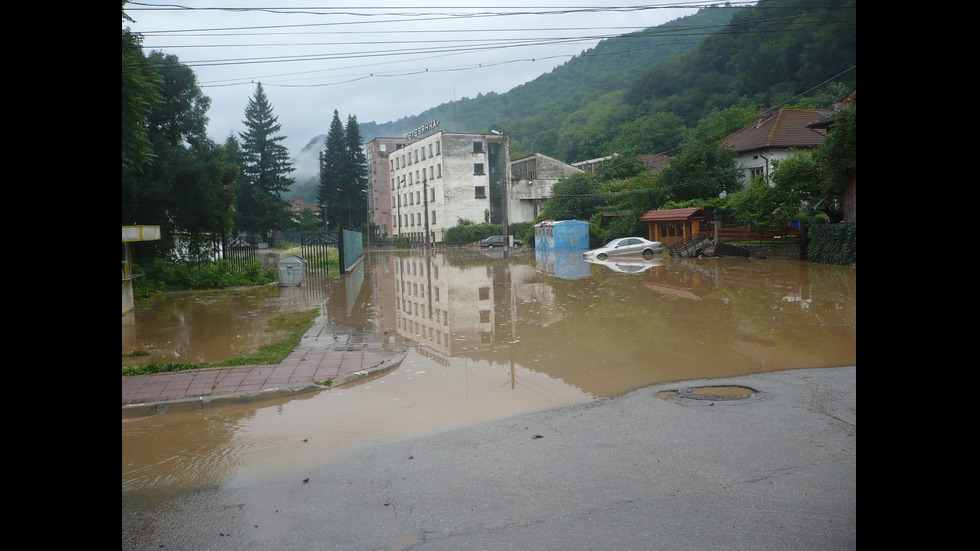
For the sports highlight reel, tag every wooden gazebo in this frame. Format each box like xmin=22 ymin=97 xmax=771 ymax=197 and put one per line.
xmin=639 ymin=208 xmax=711 ymax=248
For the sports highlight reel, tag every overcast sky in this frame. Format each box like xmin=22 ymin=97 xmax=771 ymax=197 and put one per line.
xmin=124 ymin=1 xmax=708 ymax=160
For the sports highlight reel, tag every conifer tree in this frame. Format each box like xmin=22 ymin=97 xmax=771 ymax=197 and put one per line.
xmin=318 ymin=110 xmax=348 ymax=230
xmin=237 ymin=82 xmax=294 ymax=239
xmin=345 ymin=114 xmax=369 ymax=230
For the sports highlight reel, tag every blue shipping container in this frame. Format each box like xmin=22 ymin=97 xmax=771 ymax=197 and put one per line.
xmin=534 ymin=220 xmax=590 ymax=250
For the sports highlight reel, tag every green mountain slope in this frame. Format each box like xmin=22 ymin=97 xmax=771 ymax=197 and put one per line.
xmin=289 ymin=0 xmax=855 ymax=202
xmin=289 ymin=6 xmax=740 ymax=201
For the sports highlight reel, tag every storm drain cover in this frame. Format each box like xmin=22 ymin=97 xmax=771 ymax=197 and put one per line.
xmin=656 ymin=385 xmax=758 ymax=402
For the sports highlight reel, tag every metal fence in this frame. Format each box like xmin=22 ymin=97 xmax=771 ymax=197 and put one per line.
xmin=224 ymin=236 xmax=256 ymax=271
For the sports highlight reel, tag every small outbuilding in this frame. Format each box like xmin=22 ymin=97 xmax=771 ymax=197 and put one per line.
xmin=639 ymin=208 xmax=712 ymax=248
xmin=533 ymin=219 xmax=590 ymax=250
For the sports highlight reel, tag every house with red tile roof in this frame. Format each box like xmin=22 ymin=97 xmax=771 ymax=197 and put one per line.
xmin=720 ymin=107 xmax=833 ymax=186
xmin=288 ymin=197 xmax=321 ymax=223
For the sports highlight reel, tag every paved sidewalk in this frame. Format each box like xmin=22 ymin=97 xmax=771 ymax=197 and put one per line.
xmin=122 ymin=316 xmax=407 ymax=417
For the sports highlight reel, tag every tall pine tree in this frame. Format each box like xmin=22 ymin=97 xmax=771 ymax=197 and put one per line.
xmin=318 ymin=110 xmax=348 ymax=230
xmin=345 ymin=114 xmax=369 ymax=230
xmin=237 ymin=82 xmax=295 ymax=241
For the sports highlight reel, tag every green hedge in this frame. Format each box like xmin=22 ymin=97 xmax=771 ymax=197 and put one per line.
xmin=131 ymin=258 xmax=277 ymax=298
xmin=808 ymin=222 xmax=856 ymax=265
xmin=442 ymin=222 xmax=534 ymax=245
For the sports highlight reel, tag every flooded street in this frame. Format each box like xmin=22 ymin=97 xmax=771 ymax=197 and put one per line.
xmin=123 ymin=248 xmax=855 ymax=500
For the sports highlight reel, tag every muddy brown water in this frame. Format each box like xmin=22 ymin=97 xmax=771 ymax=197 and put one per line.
xmin=122 ymin=248 xmax=855 ymax=498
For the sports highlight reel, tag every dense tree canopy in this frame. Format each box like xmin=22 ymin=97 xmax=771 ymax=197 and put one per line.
xmin=122 ymin=11 xmax=238 ymax=260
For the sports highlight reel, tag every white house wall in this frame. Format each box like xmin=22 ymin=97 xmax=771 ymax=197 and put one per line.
xmin=735 ymin=147 xmax=799 ymax=187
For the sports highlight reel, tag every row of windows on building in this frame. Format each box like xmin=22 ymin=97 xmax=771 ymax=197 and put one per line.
xmin=394 ymin=164 xmax=441 ymax=189
xmin=395 ymin=211 xmax=436 ymax=229
xmin=392 ymin=160 xmax=489 ymax=192
xmin=392 ymin=141 xmax=442 ymax=172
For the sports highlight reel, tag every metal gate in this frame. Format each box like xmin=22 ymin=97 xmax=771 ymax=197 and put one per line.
xmin=301 ymin=232 xmax=340 ymax=275
xmin=225 ymin=236 xmax=256 ymax=271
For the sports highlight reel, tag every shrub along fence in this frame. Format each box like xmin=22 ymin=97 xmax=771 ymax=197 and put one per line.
xmin=807 ymin=222 xmax=856 ymax=265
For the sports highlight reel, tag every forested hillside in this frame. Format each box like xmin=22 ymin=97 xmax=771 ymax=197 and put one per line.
xmin=289 ymin=0 xmax=855 ymax=202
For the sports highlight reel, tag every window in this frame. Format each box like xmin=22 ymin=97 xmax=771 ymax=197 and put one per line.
xmin=474 ymin=163 xmax=485 ymax=175
xmin=431 ymin=210 xmax=436 ymax=224
xmin=436 ymin=141 xmax=440 ymax=155
xmin=749 ymin=167 xmax=765 ymax=180
xmin=475 ymin=186 xmax=486 ymax=198
xmin=480 ymin=310 xmax=491 ymax=323
xmin=473 ymin=141 xmax=483 ymax=153
xmin=437 ymin=164 xmax=442 ymax=178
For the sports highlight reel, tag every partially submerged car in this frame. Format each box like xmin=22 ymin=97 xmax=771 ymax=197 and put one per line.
xmin=583 ymin=237 xmax=664 ymax=261
xmin=480 ymin=235 xmax=522 ymax=248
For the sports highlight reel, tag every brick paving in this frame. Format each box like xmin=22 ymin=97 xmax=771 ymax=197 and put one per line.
xmin=122 ymin=322 xmax=406 ymax=414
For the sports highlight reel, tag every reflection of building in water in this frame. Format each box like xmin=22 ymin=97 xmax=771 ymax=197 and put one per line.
xmin=392 ymin=253 xmax=550 ymax=356
xmin=642 ymin=261 xmax=716 ymax=300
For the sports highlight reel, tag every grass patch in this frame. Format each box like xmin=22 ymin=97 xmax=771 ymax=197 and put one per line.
xmin=122 ymin=309 xmax=320 ymax=376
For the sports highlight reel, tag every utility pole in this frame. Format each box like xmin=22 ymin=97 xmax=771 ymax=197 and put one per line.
xmin=423 ymin=175 xmax=430 ymax=251
xmin=502 ymin=130 xmax=510 ymax=247
xmin=318 ymin=150 xmax=328 ymax=230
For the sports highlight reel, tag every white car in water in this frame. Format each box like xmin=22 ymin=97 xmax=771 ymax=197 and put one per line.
xmin=583 ymin=237 xmax=665 ymax=261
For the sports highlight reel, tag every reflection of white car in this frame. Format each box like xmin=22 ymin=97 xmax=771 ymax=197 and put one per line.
xmin=583 ymin=237 xmax=665 ymax=261
xmin=584 ymin=257 xmax=662 ymax=273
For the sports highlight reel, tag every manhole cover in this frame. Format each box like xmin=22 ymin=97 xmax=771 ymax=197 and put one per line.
xmin=656 ymin=384 xmax=758 ymax=402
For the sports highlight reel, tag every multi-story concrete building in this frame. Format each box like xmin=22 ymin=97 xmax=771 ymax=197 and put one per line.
xmin=388 ymin=130 xmax=510 ymax=245
xmin=366 ymin=131 xmax=582 ymax=245
xmin=364 ymin=136 xmax=409 ymax=241
xmin=509 ymin=153 xmax=584 ymax=222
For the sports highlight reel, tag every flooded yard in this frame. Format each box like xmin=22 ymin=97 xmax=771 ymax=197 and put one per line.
xmin=123 ymin=248 xmax=855 ymax=497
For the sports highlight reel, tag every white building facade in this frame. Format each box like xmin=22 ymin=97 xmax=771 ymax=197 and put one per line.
xmin=389 ymin=131 xmax=510 ymax=245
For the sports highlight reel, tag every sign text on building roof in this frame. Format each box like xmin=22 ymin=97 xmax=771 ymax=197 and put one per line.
xmin=406 ymin=120 xmax=440 ymax=140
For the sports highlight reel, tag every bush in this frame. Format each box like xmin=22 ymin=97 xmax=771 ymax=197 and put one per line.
xmin=132 ymin=258 xmax=277 ymax=297
xmin=444 ymin=222 xmax=501 ymax=244
xmin=807 ymin=222 xmax=855 ymax=265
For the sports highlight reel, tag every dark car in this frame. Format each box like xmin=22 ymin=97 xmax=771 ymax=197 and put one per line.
xmin=480 ymin=235 xmax=522 ymax=248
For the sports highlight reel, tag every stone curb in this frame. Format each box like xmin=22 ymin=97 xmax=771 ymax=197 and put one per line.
xmin=121 ymin=352 xmax=407 ymax=419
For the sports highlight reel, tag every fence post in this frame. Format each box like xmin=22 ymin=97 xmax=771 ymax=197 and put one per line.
xmin=338 ymin=228 xmax=346 ymax=275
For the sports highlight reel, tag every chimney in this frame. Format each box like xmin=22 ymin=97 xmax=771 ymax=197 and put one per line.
xmin=756 ymin=105 xmax=771 ymax=122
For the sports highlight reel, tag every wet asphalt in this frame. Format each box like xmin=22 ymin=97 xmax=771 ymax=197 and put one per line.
xmin=122 ymin=364 xmax=856 ymax=550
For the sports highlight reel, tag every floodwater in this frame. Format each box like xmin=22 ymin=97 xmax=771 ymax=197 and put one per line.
xmin=122 ymin=248 xmax=855 ymax=499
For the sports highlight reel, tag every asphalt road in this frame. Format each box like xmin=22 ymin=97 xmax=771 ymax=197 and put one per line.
xmin=121 ymin=365 xmax=856 ymax=550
